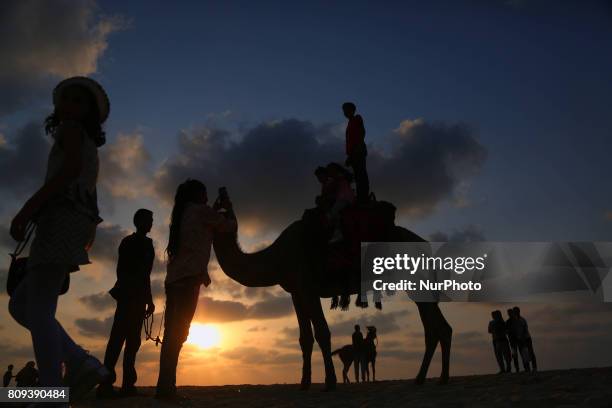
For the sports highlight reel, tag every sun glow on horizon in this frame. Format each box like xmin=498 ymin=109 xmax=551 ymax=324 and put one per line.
xmin=186 ymin=323 xmax=222 ymax=349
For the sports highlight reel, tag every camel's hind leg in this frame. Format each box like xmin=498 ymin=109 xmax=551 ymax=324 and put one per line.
xmin=414 ymin=302 xmax=452 ymax=385
xmin=307 ymin=294 xmax=337 ymax=390
xmin=292 ymin=293 xmax=314 ymax=390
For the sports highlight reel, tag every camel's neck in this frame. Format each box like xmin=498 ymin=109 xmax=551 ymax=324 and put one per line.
xmin=213 ymin=222 xmax=302 ymax=288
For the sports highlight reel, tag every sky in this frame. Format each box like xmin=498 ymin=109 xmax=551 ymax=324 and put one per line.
xmin=1 ymin=0 xmax=612 ymax=386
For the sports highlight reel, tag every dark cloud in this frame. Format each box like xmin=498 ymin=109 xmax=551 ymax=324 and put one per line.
xmin=373 ymin=119 xmax=487 ymax=216
xmin=75 ymin=315 xmax=113 ymax=338
xmin=78 ymin=291 xmax=114 ymax=311
xmin=154 ymin=120 xmax=338 ymax=232
xmin=88 ymin=223 xmax=126 ymax=264
xmin=0 ymin=122 xmax=50 ymax=197
xmin=153 ymin=118 xmax=486 ymax=233
xmin=195 ymin=294 xmax=293 ymax=323
xmin=98 ymin=132 xmax=153 ymax=199
xmin=430 ymin=225 xmax=486 ymax=242
xmin=0 ymin=0 xmax=125 ymax=116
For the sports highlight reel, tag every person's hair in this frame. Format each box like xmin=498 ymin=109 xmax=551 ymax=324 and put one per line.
xmin=354 ymin=324 xmax=360 ymax=331
xmin=166 ymin=179 xmax=207 ymax=260
xmin=8 ymin=364 xmax=13 ymax=369
xmin=27 ymin=361 xmax=35 ymax=367
xmin=492 ymin=310 xmax=503 ymax=320
xmin=45 ymin=84 xmax=106 ymax=147
xmin=512 ymin=306 xmax=521 ymax=315
xmin=134 ymin=208 xmax=153 ymax=228
xmin=326 ymin=162 xmax=354 ymax=183
xmin=342 ymin=102 xmax=356 ymax=114
xmin=507 ymin=308 xmax=514 ymax=316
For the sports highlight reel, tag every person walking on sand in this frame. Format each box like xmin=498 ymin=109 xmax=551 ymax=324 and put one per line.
xmin=3 ymin=364 xmax=14 ymax=387
xmin=97 ymin=209 xmax=156 ymax=399
xmin=156 ymin=180 xmax=235 ymax=403
xmin=342 ymin=102 xmax=370 ymax=203
xmin=512 ymin=306 xmax=538 ymax=372
xmin=488 ymin=310 xmax=511 ymax=373
xmin=8 ymin=77 xmax=110 ymax=401
xmin=352 ymin=325 xmax=365 ymax=383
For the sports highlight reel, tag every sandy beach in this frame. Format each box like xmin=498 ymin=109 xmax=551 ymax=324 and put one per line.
xmin=71 ymin=367 xmax=612 ymax=408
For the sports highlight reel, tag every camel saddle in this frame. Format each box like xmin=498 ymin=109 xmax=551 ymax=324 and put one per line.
xmin=302 ymin=200 xmax=397 ymax=295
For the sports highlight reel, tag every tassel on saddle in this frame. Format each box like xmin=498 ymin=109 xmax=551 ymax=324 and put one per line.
xmin=330 ymin=294 xmax=352 ymax=310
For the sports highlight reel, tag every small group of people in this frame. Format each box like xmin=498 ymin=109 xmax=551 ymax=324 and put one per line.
xmin=3 ymin=362 xmax=38 ymax=387
xmin=488 ymin=306 xmax=538 ymax=373
xmin=6 ymin=76 xmax=370 ymax=402
xmin=96 ymin=182 xmax=234 ymax=401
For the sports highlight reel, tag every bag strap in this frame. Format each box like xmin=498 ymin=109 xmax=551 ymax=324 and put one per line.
xmin=11 ymin=222 xmax=35 ymax=258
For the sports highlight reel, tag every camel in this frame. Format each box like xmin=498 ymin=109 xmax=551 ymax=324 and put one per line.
xmin=213 ymin=210 xmax=452 ymax=390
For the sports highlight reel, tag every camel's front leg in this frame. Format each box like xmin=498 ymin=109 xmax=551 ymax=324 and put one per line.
xmin=307 ymin=295 xmax=337 ymax=391
xmin=292 ymin=293 xmax=313 ymax=390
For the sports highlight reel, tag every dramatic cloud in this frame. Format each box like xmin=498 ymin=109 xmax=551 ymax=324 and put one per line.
xmin=372 ymin=119 xmax=487 ymax=216
xmin=78 ymin=291 xmax=114 ymax=312
xmin=0 ymin=122 xmax=50 ymax=197
xmin=87 ymin=223 xmax=127 ymax=265
xmin=154 ymin=118 xmax=486 ymax=233
xmin=99 ymin=131 xmax=153 ymax=199
xmin=0 ymin=0 xmax=125 ymax=116
xmin=74 ymin=315 xmax=114 ymax=338
xmin=195 ymin=294 xmax=293 ymax=323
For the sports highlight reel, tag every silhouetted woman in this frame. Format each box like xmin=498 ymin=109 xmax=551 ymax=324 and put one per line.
xmin=156 ymin=179 xmax=234 ymax=402
xmin=9 ymin=77 xmax=110 ymax=399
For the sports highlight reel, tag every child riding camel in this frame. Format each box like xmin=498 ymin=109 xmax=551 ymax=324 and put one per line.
xmin=315 ymin=163 xmax=355 ymax=242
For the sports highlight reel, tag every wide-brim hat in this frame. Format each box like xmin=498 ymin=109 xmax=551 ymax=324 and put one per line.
xmin=53 ymin=76 xmax=110 ymax=123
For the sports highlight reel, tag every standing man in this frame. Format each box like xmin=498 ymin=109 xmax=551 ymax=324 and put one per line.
xmin=3 ymin=364 xmax=14 ymax=387
xmin=343 ymin=102 xmax=370 ymax=203
xmin=352 ymin=325 xmax=364 ymax=383
xmin=97 ymin=209 xmax=156 ymax=398
xmin=512 ymin=306 xmax=538 ymax=372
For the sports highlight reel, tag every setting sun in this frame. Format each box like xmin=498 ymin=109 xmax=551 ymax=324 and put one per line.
xmin=186 ymin=323 xmax=221 ymax=349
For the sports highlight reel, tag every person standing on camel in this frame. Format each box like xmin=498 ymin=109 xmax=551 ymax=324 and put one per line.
xmin=342 ymin=102 xmax=370 ymax=203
